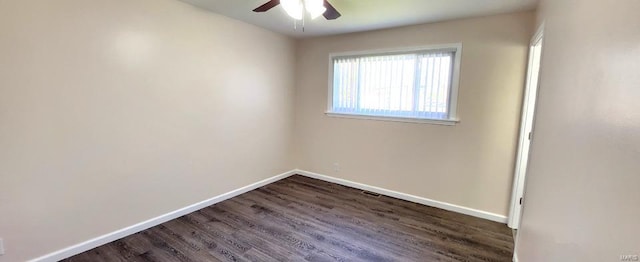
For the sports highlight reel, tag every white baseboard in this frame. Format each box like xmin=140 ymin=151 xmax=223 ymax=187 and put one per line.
xmin=513 ymin=251 xmax=519 ymax=262
xmin=31 ymin=168 xmax=508 ymax=261
xmin=293 ymin=169 xmax=508 ymax=223
xmin=29 ymin=170 xmax=297 ymax=262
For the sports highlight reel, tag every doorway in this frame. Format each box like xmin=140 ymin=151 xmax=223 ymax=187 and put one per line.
xmin=508 ymin=25 xmax=544 ymax=229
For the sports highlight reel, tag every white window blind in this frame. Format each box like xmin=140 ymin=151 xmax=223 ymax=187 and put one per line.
xmin=329 ymin=45 xmax=460 ymax=123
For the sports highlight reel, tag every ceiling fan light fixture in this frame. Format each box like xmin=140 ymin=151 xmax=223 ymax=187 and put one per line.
xmin=305 ymin=0 xmax=326 ymax=19
xmin=281 ymin=0 xmax=303 ymax=20
xmin=252 ymin=0 xmax=340 ymax=21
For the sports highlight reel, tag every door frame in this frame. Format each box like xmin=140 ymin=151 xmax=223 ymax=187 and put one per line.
xmin=508 ymin=24 xmax=544 ymax=229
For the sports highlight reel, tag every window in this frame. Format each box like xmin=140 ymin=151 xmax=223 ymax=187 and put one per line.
xmin=327 ymin=44 xmax=461 ymax=125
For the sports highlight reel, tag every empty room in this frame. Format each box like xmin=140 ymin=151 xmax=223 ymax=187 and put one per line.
xmin=1 ymin=0 xmax=638 ymax=261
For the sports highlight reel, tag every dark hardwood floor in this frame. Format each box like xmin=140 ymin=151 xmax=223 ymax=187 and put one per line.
xmin=64 ymin=175 xmax=514 ymax=262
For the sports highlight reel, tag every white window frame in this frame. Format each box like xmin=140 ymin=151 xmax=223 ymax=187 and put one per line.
xmin=326 ymin=43 xmax=462 ymax=125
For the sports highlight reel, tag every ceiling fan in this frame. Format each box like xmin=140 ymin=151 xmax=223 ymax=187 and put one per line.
xmin=253 ymin=0 xmax=342 ymax=20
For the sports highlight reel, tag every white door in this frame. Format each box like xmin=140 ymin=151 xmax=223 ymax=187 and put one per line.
xmin=508 ymin=26 xmax=544 ymax=229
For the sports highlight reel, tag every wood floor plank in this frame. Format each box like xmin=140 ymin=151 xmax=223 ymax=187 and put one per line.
xmin=63 ymin=175 xmax=514 ymax=262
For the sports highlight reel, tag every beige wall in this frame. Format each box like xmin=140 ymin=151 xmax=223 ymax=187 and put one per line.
xmin=0 ymin=0 xmax=295 ymax=261
xmin=294 ymin=12 xmax=534 ymax=217
xmin=516 ymin=0 xmax=640 ymax=261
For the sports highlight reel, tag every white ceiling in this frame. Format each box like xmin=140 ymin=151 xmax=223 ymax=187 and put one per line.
xmin=180 ymin=0 xmax=538 ymax=38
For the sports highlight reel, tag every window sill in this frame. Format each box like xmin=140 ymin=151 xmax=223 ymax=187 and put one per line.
xmin=325 ymin=112 xmax=459 ymax=126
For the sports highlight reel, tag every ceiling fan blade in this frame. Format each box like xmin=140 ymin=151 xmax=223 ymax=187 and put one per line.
xmin=253 ymin=0 xmax=280 ymax=12
xmin=322 ymin=0 xmax=341 ymax=20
